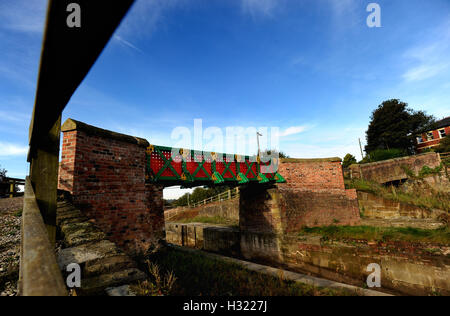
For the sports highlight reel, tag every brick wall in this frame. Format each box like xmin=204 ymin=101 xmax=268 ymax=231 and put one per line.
xmin=349 ymin=152 xmax=441 ymax=184
xmin=277 ymin=159 xmax=346 ymax=192
xmin=58 ymin=119 xmax=165 ymax=254
xmin=240 ymin=158 xmax=360 ymax=235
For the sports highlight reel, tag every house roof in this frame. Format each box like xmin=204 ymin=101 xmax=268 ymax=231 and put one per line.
xmin=436 ymin=117 xmax=450 ymax=129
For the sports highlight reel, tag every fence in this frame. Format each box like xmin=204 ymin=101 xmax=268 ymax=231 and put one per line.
xmin=0 ymin=177 xmax=25 ymax=198
xmin=190 ymin=187 xmax=240 ymax=208
xmin=19 ymin=1 xmax=134 ymax=296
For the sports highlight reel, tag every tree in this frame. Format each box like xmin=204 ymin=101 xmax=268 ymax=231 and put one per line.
xmin=363 ymin=148 xmax=406 ymax=163
xmin=436 ymin=136 xmax=450 ymax=153
xmin=174 ymin=185 xmax=232 ymax=207
xmin=0 ymin=164 xmax=6 ymax=178
xmin=0 ymin=165 xmax=7 ymax=197
xmin=262 ymin=149 xmax=289 ymax=159
xmin=365 ymin=99 xmax=436 ymax=154
xmin=342 ymin=154 xmax=357 ymax=168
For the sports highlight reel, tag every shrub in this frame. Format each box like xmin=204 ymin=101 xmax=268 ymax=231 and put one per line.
xmin=342 ymin=154 xmax=357 ymax=168
xmin=436 ymin=136 xmax=450 ymax=153
xmin=365 ymin=148 xmax=406 ymax=163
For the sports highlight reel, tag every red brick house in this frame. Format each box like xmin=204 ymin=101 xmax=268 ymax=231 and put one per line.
xmin=416 ymin=117 xmax=450 ymax=152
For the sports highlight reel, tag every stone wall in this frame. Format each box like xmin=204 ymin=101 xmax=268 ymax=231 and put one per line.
xmin=165 ymin=222 xmax=240 ymax=257
xmin=239 ymin=158 xmax=361 ymax=235
xmin=166 ymin=221 xmax=450 ymax=296
xmin=240 ymin=233 xmax=450 ymax=296
xmin=58 ymin=119 xmax=165 ymax=254
xmin=57 ymin=198 xmax=146 ymax=295
xmin=349 ymin=153 xmax=441 ymax=184
xmin=165 ymin=197 xmax=239 ymax=222
xmin=357 ymin=191 xmax=445 ymax=220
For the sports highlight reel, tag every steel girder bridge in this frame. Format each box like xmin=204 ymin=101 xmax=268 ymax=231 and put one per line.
xmin=146 ymin=145 xmax=286 ymax=187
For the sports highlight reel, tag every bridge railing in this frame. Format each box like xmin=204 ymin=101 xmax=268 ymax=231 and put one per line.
xmin=440 ymin=152 xmax=450 ymax=161
xmin=146 ymin=145 xmax=286 ymax=186
xmin=19 ymin=177 xmax=67 ymax=296
xmin=20 ymin=0 xmax=135 ymax=296
xmin=0 ymin=177 xmax=25 ymax=198
xmin=190 ymin=187 xmax=240 ymax=208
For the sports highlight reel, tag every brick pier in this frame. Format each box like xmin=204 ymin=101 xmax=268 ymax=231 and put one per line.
xmin=58 ymin=119 xmax=164 ymax=254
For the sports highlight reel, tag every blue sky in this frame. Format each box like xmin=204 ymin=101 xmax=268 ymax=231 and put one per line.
xmin=1 ymin=0 xmax=450 ymax=197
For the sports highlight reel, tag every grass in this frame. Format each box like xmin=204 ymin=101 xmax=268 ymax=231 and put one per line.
xmin=132 ymin=247 xmax=356 ymax=296
xmin=345 ymin=178 xmax=450 ymax=212
xmin=298 ymin=225 xmax=450 ymax=245
xmin=177 ymin=215 xmax=239 ymax=227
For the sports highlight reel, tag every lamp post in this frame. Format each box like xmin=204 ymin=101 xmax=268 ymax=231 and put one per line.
xmin=257 ymin=132 xmax=262 ymax=159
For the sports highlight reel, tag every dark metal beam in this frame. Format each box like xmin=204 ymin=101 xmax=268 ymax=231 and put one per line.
xmin=28 ymin=0 xmax=135 ymax=158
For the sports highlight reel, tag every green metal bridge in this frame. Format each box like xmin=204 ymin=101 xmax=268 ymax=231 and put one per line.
xmin=146 ymin=145 xmax=286 ymax=187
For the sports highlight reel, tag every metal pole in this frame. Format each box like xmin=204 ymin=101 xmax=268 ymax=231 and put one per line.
xmin=257 ymin=132 xmax=262 ymax=159
xmin=359 ymin=138 xmax=364 ymax=160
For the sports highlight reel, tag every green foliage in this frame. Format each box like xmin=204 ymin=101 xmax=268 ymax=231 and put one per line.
xmin=133 ymin=260 xmax=177 ymax=296
xmin=262 ymin=149 xmax=289 ymax=159
xmin=345 ymin=178 xmax=450 ymax=212
xmin=400 ymin=164 xmax=443 ymax=179
xmin=436 ymin=136 xmax=450 ymax=153
xmin=136 ymin=247 xmax=356 ymax=296
xmin=174 ymin=186 xmax=232 ymax=207
xmin=418 ymin=165 xmax=443 ymax=178
xmin=365 ymin=99 xmax=436 ymax=154
xmin=0 ymin=164 xmax=6 ymax=178
xmin=299 ymin=226 xmax=450 ymax=244
xmin=342 ymin=154 xmax=357 ymax=168
xmin=401 ymin=165 xmax=416 ymax=178
xmin=178 ymin=215 xmax=239 ymax=227
xmin=364 ymin=148 xmax=406 ymax=163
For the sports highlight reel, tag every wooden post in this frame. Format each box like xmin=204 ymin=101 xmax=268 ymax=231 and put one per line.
xmin=228 ymin=189 xmax=231 ymax=200
xmin=29 ymin=116 xmax=61 ymax=243
xmin=10 ymin=181 xmax=14 ymax=198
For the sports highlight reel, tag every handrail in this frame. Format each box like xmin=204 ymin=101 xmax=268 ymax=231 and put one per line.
xmin=1 ymin=177 xmax=25 ymax=198
xmin=190 ymin=187 xmax=240 ymax=208
xmin=19 ymin=177 xmax=67 ymax=296
xmin=20 ymin=0 xmax=135 ymax=296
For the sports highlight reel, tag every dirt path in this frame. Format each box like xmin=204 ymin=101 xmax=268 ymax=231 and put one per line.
xmin=0 ymin=197 xmax=23 ymax=296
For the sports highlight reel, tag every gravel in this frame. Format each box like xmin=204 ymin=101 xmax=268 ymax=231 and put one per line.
xmin=0 ymin=197 xmax=23 ymax=296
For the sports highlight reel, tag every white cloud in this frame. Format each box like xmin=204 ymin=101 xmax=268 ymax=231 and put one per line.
xmin=0 ymin=142 xmax=28 ymax=157
xmin=113 ymin=35 xmax=143 ymax=53
xmin=403 ymin=63 xmax=449 ymax=82
xmin=115 ymin=0 xmax=185 ymax=40
xmin=0 ymin=110 xmax=30 ymax=124
xmin=241 ymin=0 xmax=279 ymax=18
xmin=328 ymin=0 xmax=356 ymax=16
xmin=163 ymin=186 xmax=194 ymax=200
xmin=277 ymin=126 xmax=307 ymax=137
xmin=283 ymin=142 xmax=361 ymax=160
xmin=0 ymin=0 xmax=46 ymax=34
xmin=402 ymin=21 xmax=450 ymax=82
